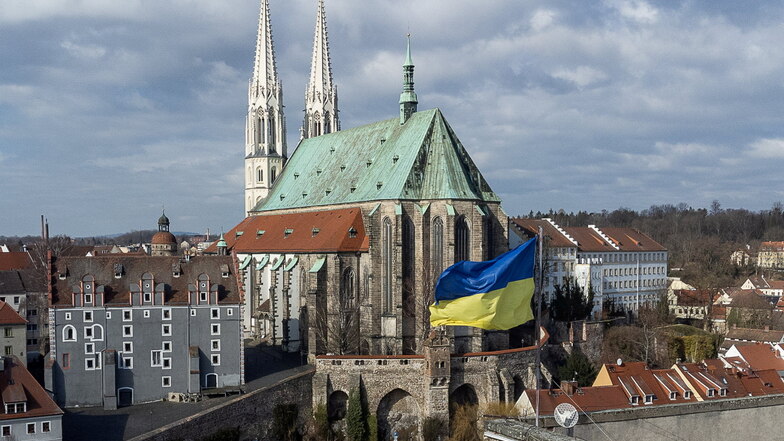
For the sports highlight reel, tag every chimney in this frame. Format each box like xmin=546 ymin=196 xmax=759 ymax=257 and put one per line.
xmin=561 ymin=381 xmax=578 ymax=396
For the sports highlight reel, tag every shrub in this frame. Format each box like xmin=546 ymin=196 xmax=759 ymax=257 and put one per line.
xmin=345 ymin=388 xmax=367 ymax=441
xmin=366 ymin=414 xmax=377 ymax=441
xmin=272 ymin=403 xmax=299 ymax=441
xmin=422 ymin=416 xmax=447 ymax=441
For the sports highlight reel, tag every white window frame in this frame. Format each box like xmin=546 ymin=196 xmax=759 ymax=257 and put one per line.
xmin=123 ymin=342 xmax=133 ymax=353
xmin=162 ymin=357 xmax=172 ymax=370
xmin=84 ymin=311 xmax=93 ymax=323
xmin=162 ymin=341 xmax=172 ymax=352
xmin=85 ymin=357 xmax=96 ymax=370
xmin=106 ymin=311 xmax=112 ymax=319
xmin=1 ymin=425 xmax=10 ymax=437
xmin=123 ymin=325 xmax=133 ymax=337
xmin=62 ymin=325 xmax=77 ymax=342
xmin=200 ymin=292 xmax=208 ymax=302
xmin=211 ymin=339 xmax=221 ymax=352
xmin=227 ymin=308 xmax=234 ymax=316
xmin=143 ymin=292 xmax=151 ymax=303
xmin=122 ymin=309 xmax=132 ymax=322
xmin=26 ymin=423 xmax=35 ymax=434
xmin=162 ymin=376 xmax=172 ymax=387
xmin=41 ymin=421 xmax=51 ymax=433
xmin=211 ymin=354 xmax=220 ymax=366
xmin=120 ymin=355 xmax=133 ymax=369
xmin=190 ymin=309 xmax=196 ymax=317
xmin=84 ymin=326 xmax=93 ymax=339
xmin=151 ymin=350 xmax=163 ymax=367
xmin=85 ymin=343 xmax=95 ymax=355
xmin=162 ymin=324 xmax=172 ymax=336
xmin=211 ymin=308 xmax=220 ymax=319
xmin=65 ymin=312 xmax=72 ymax=321
xmin=211 ymin=324 xmax=220 ymax=336
xmin=143 ymin=310 xmax=150 ymax=318
xmin=162 ymin=308 xmax=172 ymax=320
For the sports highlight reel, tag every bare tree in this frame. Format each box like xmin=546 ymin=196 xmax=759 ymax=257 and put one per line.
xmin=313 ymin=270 xmax=367 ymax=355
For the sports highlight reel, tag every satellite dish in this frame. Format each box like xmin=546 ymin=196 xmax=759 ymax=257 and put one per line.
xmin=554 ymin=402 xmax=579 ymax=429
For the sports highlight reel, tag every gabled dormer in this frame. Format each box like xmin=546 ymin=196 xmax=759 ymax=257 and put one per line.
xmin=74 ymin=275 xmax=96 ymax=307
xmin=191 ymin=274 xmax=217 ymax=305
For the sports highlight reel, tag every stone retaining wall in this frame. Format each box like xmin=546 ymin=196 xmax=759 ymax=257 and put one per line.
xmin=129 ymin=368 xmax=315 ymax=441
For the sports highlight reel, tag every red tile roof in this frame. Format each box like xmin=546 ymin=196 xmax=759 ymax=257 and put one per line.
xmin=523 ymin=385 xmax=631 ymax=415
xmin=597 ymin=228 xmax=667 ymax=252
xmin=0 ymin=252 xmax=32 ymax=271
xmin=0 ymin=356 xmax=62 ymax=420
xmin=731 ymin=343 xmax=784 ymax=371
xmin=760 ymin=241 xmax=784 ymax=252
xmin=509 ymin=219 xmax=577 ymax=248
xmin=600 ymin=362 xmax=697 ymax=405
xmin=0 ymin=301 xmax=25 ymax=325
xmin=206 ymin=208 xmax=369 ymax=254
xmin=561 ymin=227 xmax=614 ymax=252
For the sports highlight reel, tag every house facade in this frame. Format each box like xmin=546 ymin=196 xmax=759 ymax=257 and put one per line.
xmin=46 ymin=255 xmax=243 ymax=409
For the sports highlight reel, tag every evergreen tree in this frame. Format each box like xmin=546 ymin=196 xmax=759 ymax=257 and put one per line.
xmin=558 ymin=350 xmax=598 ymax=386
xmin=346 ymin=388 xmax=367 ymax=441
xmin=550 ymin=278 xmax=594 ymax=322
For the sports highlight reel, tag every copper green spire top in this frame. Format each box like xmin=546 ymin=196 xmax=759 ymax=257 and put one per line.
xmin=399 ymin=34 xmax=418 ymax=124
xmin=404 ymin=33 xmax=414 ymax=66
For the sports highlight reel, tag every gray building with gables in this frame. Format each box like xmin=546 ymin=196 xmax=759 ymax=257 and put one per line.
xmin=45 ymin=252 xmax=243 ymax=409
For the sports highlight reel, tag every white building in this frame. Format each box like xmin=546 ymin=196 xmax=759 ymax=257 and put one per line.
xmin=510 ymin=219 xmax=668 ymax=316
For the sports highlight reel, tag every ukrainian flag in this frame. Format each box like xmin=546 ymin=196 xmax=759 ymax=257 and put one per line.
xmin=429 ymin=237 xmax=536 ymax=330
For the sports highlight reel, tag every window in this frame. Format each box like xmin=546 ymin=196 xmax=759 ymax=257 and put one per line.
xmin=85 ymin=357 xmax=96 ymax=370
xmin=162 ymin=357 xmax=171 ymax=369
xmin=3 ymin=347 xmax=11 ymax=356
xmin=65 ymin=312 xmax=71 ymax=321
xmin=162 ymin=376 xmax=172 ymax=387
xmin=162 ymin=308 xmax=172 ymax=320
xmin=28 ymin=309 xmax=37 ymax=317
xmin=123 ymin=342 xmax=133 ymax=353
xmin=85 ymin=343 xmax=95 ymax=354
xmin=62 ymin=353 xmax=70 ymax=369
xmin=120 ymin=356 xmax=133 ymax=369
xmin=106 ymin=311 xmax=112 ymax=319
xmin=190 ymin=309 xmax=197 ymax=317
xmin=84 ymin=311 xmax=93 ymax=322
xmin=227 ymin=308 xmax=233 ymax=316
xmin=122 ymin=310 xmax=132 ymax=321
xmin=144 ymin=292 xmax=151 ymax=303
xmin=92 ymin=324 xmax=103 ymax=341
xmin=3 ymin=328 xmax=11 ymax=338
xmin=211 ymin=339 xmax=221 ymax=351
xmin=26 ymin=324 xmax=37 ymax=332
xmin=123 ymin=325 xmax=133 ymax=337
xmin=42 ymin=422 xmax=50 ymax=433
xmin=26 ymin=339 xmax=38 ymax=346
xmin=143 ymin=310 xmax=150 ymax=318
xmin=162 ymin=324 xmax=172 ymax=336
xmin=162 ymin=341 xmax=172 ymax=352
xmin=382 ymin=217 xmax=393 ymax=312
xmin=211 ymin=324 xmax=220 ymax=335
xmin=200 ymin=292 xmax=208 ymax=302
xmin=211 ymin=308 xmax=220 ymax=319
xmin=151 ymin=350 xmax=162 ymax=367
xmin=1 ymin=426 xmax=9 ymax=436
xmin=84 ymin=326 xmax=93 ymax=339
xmin=455 ymin=216 xmax=470 ymax=262
xmin=211 ymin=354 xmax=220 ymax=366
xmin=26 ymin=422 xmax=35 ymax=434
xmin=84 ymin=293 xmax=92 ymax=304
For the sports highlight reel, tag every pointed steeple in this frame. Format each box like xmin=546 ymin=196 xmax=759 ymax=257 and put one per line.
xmin=400 ymin=35 xmax=418 ymax=124
xmin=245 ymin=0 xmax=287 ymax=215
xmin=303 ymin=0 xmax=340 ymax=139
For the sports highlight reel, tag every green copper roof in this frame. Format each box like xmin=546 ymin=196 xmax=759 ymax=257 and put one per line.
xmin=251 ymin=108 xmax=500 ymax=212
xmin=404 ymin=35 xmax=414 ymax=67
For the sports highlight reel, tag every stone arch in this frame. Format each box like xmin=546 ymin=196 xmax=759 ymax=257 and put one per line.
xmin=377 ymin=388 xmax=420 ymax=441
xmin=328 ymin=390 xmax=348 ymax=421
xmin=513 ymin=375 xmax=525 ymax=402
xmin=449 ymin=383 xmax=479 ymax=438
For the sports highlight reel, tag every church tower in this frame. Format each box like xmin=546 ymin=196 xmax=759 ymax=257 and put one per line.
xmin=302 ymin=0 xmax=339 ymax=139
xmin=245 ymin=0 xmax=287 ymax=215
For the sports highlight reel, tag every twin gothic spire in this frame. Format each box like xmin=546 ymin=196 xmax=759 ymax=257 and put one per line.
xmin=245 ymin=0 xmax=340 ymax=213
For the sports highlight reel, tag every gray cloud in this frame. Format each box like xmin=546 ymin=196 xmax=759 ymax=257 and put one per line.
xmin=2 ymin=0 xmax=784 ymax=236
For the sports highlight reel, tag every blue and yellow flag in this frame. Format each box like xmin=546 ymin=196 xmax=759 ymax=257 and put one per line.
xmin=429 ymin=237 xmax=536 ymax=330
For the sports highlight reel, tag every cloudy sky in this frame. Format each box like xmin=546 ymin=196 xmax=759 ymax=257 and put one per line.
xmin=2 ymin=0 xmax=784 ymax=237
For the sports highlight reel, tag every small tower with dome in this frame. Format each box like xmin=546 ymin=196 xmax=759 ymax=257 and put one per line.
xmin=150 ymin=210 xmax=177 ymax=256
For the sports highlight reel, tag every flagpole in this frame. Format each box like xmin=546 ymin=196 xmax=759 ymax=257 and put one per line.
xmin=535 ymin=227 xmax=543 ymax=428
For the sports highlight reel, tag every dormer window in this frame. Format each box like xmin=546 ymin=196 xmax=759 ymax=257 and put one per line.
xmin=284 ymin=229 xmax=293 ymax=238
xmin=348 ymin=227 xmax=358 ymax=238
xmin=707 ymin=389 xmax=715 ymax=397
xmin=644 ymin=394 xmax=654 ymax=404
xmin=631 ymin=396 xmax=639 ymax=405
xmin=684 ymin=391 xmax=691 ymax=399
xmin=669 ymin=391 xmax=676 ymax=400
xmin=720 ymin=388 xmax=727 ymax=397
xmin=312 ymin=228 xmax=320 ymax=237
xmin=114 ymin=264 xmax=123 ymax=279
xmin=58 ymin=272 xmax=66 ymax=280
xmin=5 ymin=402 xmax=26 ymax=414
xmin=220 ymin=264 xmax=230 ymax=278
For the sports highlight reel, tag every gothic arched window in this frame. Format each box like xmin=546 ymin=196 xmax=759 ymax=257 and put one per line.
xmin=268 ymin=113 xmax=276 ymax=148
xmin=314 ymin=112 xmax=322 ymax=136
xmin=382 ymin=217 xmax=393 ymax=312
xmin=324 ymin=113 xmax=331 ymax=134
xmin=270 ymin=167 xmax=277 ymax=184
xmin=341 ymin=268 xmax=355 ymax=310
xmin=432 ymin=217 xmax=444 ymax=280
xmin=455 ymin=216 xmax=469 ymax=262
xmin=257 ymin=167 xmax=263 ymax=183
xmin=402 ymin=216 xmax=416 ymax=327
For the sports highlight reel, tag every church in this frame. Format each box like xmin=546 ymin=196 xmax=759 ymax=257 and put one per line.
xmin=217 ymin=0 xmax=511 ymax=358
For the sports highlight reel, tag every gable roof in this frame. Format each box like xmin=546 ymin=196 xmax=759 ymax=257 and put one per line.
xmin=251 ymin=108 xmax=499 ymax=212
xmin=725 ymin=327 xmax=784 ymax=344
xmin=50 ymin=255 xmax=240 ymax=307
xmin=522 ymin=385 xmax=631 ymax=415
xmin=510 ymin=219 xmax=577 ymax=248
xmin=0 ymin=252 xmax=32 ymax=271
xmin=205 ymin=208 xmax=369 ymax=254
xmin=0 ymin=356 xmax=62 ymax=420
xmin=730 ymin=343 xmax=784 ymax=371
xmin=0 ymin=301 xmax=26 ymax=325
xmin=0 ymin=272 xmax=25 ymax=296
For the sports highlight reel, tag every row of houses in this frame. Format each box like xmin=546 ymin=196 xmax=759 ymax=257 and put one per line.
xmin=731 ymin=241 xmax=784 ymax=270
xmin=519 ymin=342 xmax=784 ymax=416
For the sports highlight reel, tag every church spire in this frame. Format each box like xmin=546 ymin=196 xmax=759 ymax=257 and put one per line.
xmin=245 ymin=0 xmax=287 ymax=215
xmin=399 ymin=35 xmax=418 ymax=124
xmin=303 ymin=0 xmax=339 ymax=139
